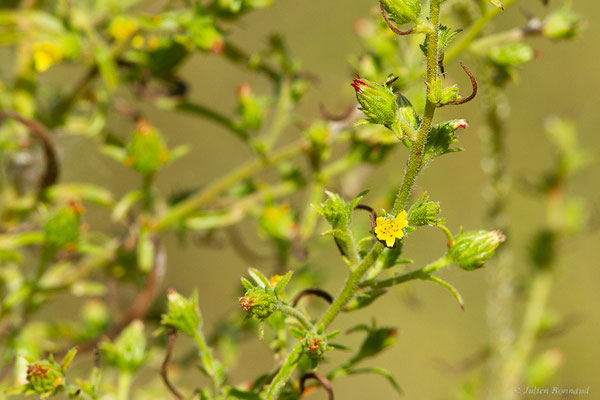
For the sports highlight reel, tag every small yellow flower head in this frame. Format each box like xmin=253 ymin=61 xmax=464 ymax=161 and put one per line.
xmin=32 ymin=42 xmax=63 ymax=72
xmin=374 ymin=210 xmax=408 ymax=247
xmin=109 ymin=17 xmax=138 ymax=41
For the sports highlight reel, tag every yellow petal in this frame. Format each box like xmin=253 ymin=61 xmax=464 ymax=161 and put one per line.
xmin=395 ymin=230 xmax=404 ymax=239
xmin=386 ymin=237 xmax=395 ymax=247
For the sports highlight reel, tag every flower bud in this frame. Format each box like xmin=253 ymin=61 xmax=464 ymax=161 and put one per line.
xmin=101 ymin=320 xmax=146 ymax=372
xmin=161 ymin=290 xmax=201 ymax=337
xmin=44 ymin=202 xmax=82 ymax=251
xmin=542 ymin=7 xmax=580 ymax=40
xmin=448 ymin=230 xmax=505 ymax=271
xmin=351 ymin=75 xmax=398 ymax=128
xmin=239 ymin=287 xmax=279 ymax=321
xmin=25 ymin=363 xmax=64 ymax=395
xmin=488 ymin=43 xmax=534 ymax=67
xmin=393 ymin=94 xmax=418 ymax=140
xmin=407 ymin=192 xmax=444 ymax=226
xmin=237 ymin=84 xmax=263 ymax=130
xmin=126 ymin=120 xmax=169 ymax=176
xmin=379 ymin=0 xmax=421 ymax=26
xmin=302 ymin=332 xmax=328 ymax=360
xmin=440 ymin=85 xmax=460 ymax=105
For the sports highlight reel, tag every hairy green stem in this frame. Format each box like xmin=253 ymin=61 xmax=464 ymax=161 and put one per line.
xmin=264 ymin=2 xmax=443 ymax=398
xmin=279 ymin=304 xmax=314 ymax=331
xmin=359 ymin=256 xmax=452 ymax=289
xmin=392 ymin=0 xmax=441 ymax=214
xmin=192 ymin=330 xmax=221 ymax=395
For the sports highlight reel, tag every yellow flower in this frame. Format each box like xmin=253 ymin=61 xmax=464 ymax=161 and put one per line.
xmin=109 ymin=17 xmax=138 ymax=41
xmin=374 ymin=210 xmax=408 ymax=247
xmin=32 ymin=42 xmax=63 ymax=72
xmin=269 ymin=275 xmax=283 ymax=288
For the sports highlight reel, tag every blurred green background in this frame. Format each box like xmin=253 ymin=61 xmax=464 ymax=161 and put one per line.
xmin=14 ymin=0 xmax=600 ymax=398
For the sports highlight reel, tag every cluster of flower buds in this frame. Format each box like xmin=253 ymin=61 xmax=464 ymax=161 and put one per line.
xmin=239 ymin=269 xmax=292 ymax=322
xmin=448 ymin=230 xmax=506 ymax=271
xmin=407 ymin=192 xmax=444 ymax=226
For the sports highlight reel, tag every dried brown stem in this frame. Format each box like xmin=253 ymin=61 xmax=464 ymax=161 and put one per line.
xmin=300 ymin=371 xmax=334 ymax=400
xmin=380 ymin=3 xmax=415 ymax=36
xmin=0 ymin=111 xmax=59 ymax=193
xmin=438 ymin=62 xmax=478 ymax=107
xmin=292 ymin=288 xmax=334 ymax=307
xmin=161 ymin=328 xmax=185 ymax=400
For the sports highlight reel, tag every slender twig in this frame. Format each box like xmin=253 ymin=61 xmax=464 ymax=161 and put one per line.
xmin=319 ymin=104 xmax=355 ymax=122
xmin=0 ymin=111 xmax=59 ymax=193
xmin=355 ymin=204 xmax=377 ymax=232
xmin=437 ymin=62 xmax=478 ymax=107
xmin=154 ymin=140 xmax=305 ymax=230
xmin=279 ymin=304 xmax=314 ymax=331
xmin=161 ymin=328 xmax=185 ymax=400
xmin=300 ymin=372 xmax=334 ymax=400
xmin=292 ymin=288 xmax=334 ymax=307
xmin=175 ymin=100 xmax=250 ymax=142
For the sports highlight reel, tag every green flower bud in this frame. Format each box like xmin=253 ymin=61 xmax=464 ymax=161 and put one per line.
xmin=379 ymin=0 xmax=421 ymax=26
xmin=239 ymin=287 xmax=279 ymax=321
xmin=488 ymin=42 xmax=534 ymax=67
xmin=126 ymin=120 xmax=169 ymax=176
xmin=407 ymin=192 xmax=444 ymax=226
xmin=426 ymin=77 xmax=443 ymax=104
xmin=301 ymin=332 xmax=328 ymax=360
xmin=543 ymin=7 xmax=580 ymax=40
xmin=161 ymin=289 xmax=202 ymax=337
xmin=315 ymin=190 xmax=366 ymax=230
xmin=440 ymin=85 xmax=460 ymax=105
xmin=101 ymin=320 xmax=146 ymax=373
xmin=9 ymin=349 xmax=78 ymax=398
xmin=25 ymin=363 xmax=64 ymax=395
xmin=237 ymin=83 xmax=263 ymax=130
xmin=44 ymin=202 xmax=83 ymax=251
xmin=448 ymin=230 xmax=505 ymax=271
xmin=393 ymin=94 xmax=418 ymax=140
xmin=351 ymin=75 xmax=398 ymax=128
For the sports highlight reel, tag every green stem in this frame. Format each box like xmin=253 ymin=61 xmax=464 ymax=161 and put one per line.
xmin=359 ymin=256 xmax=452 ymax=289
xmin=264 ymin=3 xmax=443 ymax=398
xmin=154 ymin=140 xmax=304 ymax=230
xmin=392 ymin=0 xmax=441 ymax=214
xmin=192 ymin=330 xmax=221 ymax=395
xmin=262 ymin=79 xmax=292 ymax=151
xmin=117 ymin=371 xmax=132 ymax=400
xmin=279 ymin=304 xmax=314 ymax=331
xmin=500 ymin=269 xmax=553 ymax=397
xmin=175 ymin=100 xmax=250 ymax=142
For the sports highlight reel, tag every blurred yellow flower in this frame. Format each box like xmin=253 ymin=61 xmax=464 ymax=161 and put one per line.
xmin=109 ymin=17 xmax=138 ymax=41
xmin=32 ymin=42 xmax=62 ymax=72
xmin=374 ymin=210 xmax=408 ymax=247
